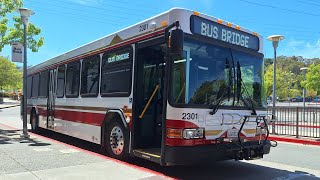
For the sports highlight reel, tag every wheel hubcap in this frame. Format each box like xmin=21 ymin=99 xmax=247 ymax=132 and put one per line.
xmin=110 ymin=126 xmax=124 ymax=155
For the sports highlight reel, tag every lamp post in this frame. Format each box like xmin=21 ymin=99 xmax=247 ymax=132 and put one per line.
xmin=267 ymin=35 xmax=284 ymax=134
xmin=18 ymin=8 xmax=34 ymax=138
xmin=300 ymin=67 xmax=309 ymax=122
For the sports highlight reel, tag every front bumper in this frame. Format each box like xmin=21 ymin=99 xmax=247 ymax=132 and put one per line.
xmin=165 ymin=140 xmax=271 ymax=165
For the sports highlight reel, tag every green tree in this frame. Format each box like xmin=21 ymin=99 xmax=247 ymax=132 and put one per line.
xmin=304 ymin=64 xmax=320 ymax=93
xmin=264 ymin=64 xmax=297 ymax=100
xmin=0 ymin=56 xmax=22 ymax=91
xmin=0 ymin=0 xmax=44 ymax=52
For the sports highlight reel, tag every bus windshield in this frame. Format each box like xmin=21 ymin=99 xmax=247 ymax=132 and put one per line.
xmin=170 ymin=37 xmax=266 ymax=108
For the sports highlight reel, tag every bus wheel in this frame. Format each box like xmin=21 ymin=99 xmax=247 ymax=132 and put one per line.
xmin=105 ymin=120 xmax=128 ymax=160
xmin=30 ymin=111 xmax=39 ymax=133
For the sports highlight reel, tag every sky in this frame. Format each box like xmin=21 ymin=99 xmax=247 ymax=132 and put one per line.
xmin=1 ymin=0 xmax=320 ymax=66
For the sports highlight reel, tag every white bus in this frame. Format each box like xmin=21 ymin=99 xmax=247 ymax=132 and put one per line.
xmin=27 ymin=8 xmax=271 ymax=165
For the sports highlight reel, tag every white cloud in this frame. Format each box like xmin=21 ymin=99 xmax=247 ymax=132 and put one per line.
xmin=70 ymin=0 xmax=101 ymax=5
xmin=280 ymin=38 xmax=320 ymax=58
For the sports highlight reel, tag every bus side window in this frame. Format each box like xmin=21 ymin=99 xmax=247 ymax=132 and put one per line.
xmin=27 ymin=76 xmax=32 ymax=99
xmin=100 ymin=46 xmax=133 ymax=96
xmin=39 ymin=70 xmax=49 ymax=98
xmin=81 ymin=54 xmax=100 ymax=97
xmin=56 ymin=65 xmax=65 ymax=98
xmin=31 ymin=73 xmax=39 ymax=98
xmin=65 ymin=61 xmax=80 ymax=98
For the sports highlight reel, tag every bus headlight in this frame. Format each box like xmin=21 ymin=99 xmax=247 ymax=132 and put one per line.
xmin=183 ymin=128 xmax=204 ymax=139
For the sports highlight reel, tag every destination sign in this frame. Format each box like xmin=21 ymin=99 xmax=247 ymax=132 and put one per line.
xmin=107 ymin=52 xmax=130 ymax=63
xmin=190 ymin=16 xmax=259 ymax=51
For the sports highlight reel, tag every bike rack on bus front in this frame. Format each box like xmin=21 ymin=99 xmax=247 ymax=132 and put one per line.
xmin=237 ymin=115 xmax=270 ymax=149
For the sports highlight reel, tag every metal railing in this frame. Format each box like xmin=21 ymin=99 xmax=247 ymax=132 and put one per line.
xmin=268 ymin=107 xmax=320 ymax=138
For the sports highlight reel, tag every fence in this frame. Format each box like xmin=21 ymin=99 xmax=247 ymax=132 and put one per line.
xmin=268 ymin=106 xmax=320 ymax=138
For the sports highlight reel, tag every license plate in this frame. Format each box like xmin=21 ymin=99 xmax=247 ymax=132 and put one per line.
xmin=227 ymin=129 xmax=238 ymax=138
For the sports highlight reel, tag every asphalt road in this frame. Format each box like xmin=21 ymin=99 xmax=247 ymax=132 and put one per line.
xmin=1 ymin=107 xmax=320 ymax=180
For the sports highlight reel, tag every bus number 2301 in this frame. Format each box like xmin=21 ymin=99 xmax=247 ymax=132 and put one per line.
xmin=182 ymin=113 xmax=198 ymax=120
xmin=139 ymin=24 xmax=149 ymax=32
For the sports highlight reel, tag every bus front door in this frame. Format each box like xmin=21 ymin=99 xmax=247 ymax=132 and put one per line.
xmin=47 ymin=69 xmax=56 ymax=129
xmin=133 ymin=40 xmax=166 ymax=161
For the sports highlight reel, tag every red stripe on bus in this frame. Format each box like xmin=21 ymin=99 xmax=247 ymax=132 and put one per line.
xmin=54 ymin=109 xmax=105 ymax=126
xmin=38 ymin=107 xmax=48 ymax=117
xmin=166 ymin=119 xmax=199 ymax=129
xmin=274 ymin=123 xmax=320 ymax=129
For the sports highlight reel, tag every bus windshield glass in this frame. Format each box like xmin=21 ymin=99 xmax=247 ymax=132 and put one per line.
xmin=170 ymin=37 xmax=266 ymax=108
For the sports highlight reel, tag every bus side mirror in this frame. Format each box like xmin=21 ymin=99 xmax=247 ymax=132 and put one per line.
xmin=170 ymin=29 xmax=184 ymax=54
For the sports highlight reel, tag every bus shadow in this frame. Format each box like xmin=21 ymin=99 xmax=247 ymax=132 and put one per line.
xmin=34 ymin=130 xmax=320 ymax=180
xmin=0 ymin=128 xmax=51 ymax=146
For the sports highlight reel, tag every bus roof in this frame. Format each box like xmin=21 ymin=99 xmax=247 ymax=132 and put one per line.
xmin=28 ymin=8 xmax=263 ymax=75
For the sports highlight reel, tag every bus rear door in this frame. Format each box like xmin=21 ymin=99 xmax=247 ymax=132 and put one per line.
xmin=47 ymin=69 xmax=56 ymax=129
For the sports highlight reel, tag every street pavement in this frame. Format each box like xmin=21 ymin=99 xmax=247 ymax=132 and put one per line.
xmin=0 ymin=98 xmax=20 ymax=109
xmin=1 ymin=107 xmax=320 ymax=180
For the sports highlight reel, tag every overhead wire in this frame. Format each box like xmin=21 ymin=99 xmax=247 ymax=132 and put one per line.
xmin=239 ymin=0 xmax=320 ymax=17
xmin=297 ymin=1 xmax=320 ymax=7
xmin=27 ymin=0 xmax=161 ymax=18
xmin=24 ymin=0 xmax=320 ymax=41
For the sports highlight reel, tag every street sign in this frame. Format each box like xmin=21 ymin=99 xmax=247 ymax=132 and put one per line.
xmin=11 ymin=43 xmax=23 ymax=63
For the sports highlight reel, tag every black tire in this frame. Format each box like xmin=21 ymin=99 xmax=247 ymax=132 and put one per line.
xmin=30 ymin=111 xmax=39 ymax=133
xmin=104 ymin=119 xmax=129 ymax=160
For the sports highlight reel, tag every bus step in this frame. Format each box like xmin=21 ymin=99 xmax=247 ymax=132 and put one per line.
xmin=133 ymin=148 xmax=161 ymax=164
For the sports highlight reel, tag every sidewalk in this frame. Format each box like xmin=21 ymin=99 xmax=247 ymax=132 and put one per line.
xmin=0 ymin=123 xmax=170 ymax=180
xmin=0 ymin=98 xmax=20 ymax=109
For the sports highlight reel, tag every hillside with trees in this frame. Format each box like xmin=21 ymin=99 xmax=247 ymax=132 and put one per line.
xmin=264 ymin=56 xmax=320 ymax=101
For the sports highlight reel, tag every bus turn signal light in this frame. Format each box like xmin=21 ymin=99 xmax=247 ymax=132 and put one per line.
xmin=167 ymin=128 xmax=182 ymax=138
xmin=193 ymin=11 xmax=200 ymax=16
xmin=161 ymin=21 xmax=167 ymax=27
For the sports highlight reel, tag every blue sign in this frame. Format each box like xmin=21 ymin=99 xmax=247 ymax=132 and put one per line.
xmin=190 ymin=16 xmax=259 ymax=51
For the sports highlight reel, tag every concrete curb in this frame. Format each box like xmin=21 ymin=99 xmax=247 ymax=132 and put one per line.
xmin=269 ymin=135 xmax=320 ymax=146
xmin=0 ymin=104 xmax=20 ymax=110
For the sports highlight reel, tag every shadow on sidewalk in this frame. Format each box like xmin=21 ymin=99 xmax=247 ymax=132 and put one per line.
xmin=0 ymin=129 xmax=51 ymax=146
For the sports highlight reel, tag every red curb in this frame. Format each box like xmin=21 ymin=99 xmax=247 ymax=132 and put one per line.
xmin=274 ymin=123 xmax=320 ymax=129
xmin=0 ymin=123 xmax=175 ymax=179
xmin=269 ymin=136 xmax=320 ymax=146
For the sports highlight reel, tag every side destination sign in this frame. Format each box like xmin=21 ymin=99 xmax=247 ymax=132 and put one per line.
xmin=190 ymin=16 xmax=259 ymax=51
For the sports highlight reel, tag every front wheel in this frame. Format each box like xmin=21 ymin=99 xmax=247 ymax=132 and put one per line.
xmin=105 ymin=120 xmax=129 ymax=160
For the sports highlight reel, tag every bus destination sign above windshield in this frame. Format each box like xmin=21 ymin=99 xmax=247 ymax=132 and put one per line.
xmin=190 ymin=16 xmax=259 ymax=51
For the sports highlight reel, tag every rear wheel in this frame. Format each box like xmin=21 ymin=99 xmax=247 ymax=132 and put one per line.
xmin=105 ymin=120 xmax=129 ymax=160
xmin=30 ymin=111 xmax=39 ymax=133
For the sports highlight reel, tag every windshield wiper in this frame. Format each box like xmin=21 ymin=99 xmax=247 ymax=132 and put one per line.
xmin=236 ymin=61 xmax=257 ymax=115
xmin=209 ymin=83 xmax=228 ymax=115
xmin=229 ymin=49 xmax=236 ymax=106
xmin=209 ymin=58 xmax=232 ymax=115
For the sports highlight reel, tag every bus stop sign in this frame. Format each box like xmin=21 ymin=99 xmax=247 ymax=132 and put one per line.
xmin=12 ymin=43 xmax=23 ymax=63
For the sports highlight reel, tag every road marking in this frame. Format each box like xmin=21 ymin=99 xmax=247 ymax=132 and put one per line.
xmin=59 ymin=149 xmax=80 ymax=154
xmin=33 ymin=148 xmax=53 ymax=152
